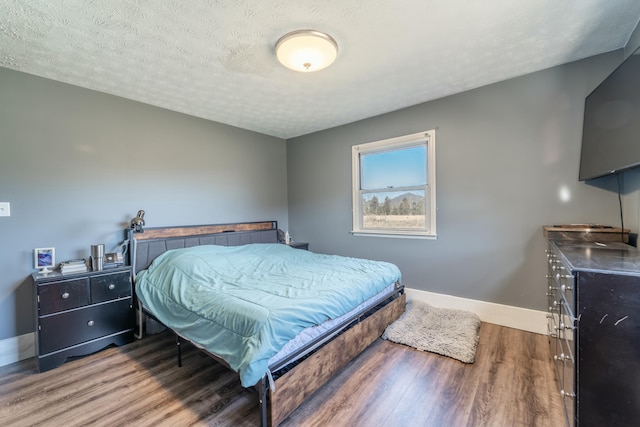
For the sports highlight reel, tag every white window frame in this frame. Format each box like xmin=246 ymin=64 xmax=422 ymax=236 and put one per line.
xmin=351 ymin=130 xmax=436 ymax=239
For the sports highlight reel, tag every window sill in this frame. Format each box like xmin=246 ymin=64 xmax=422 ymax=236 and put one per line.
xmin=350 ymin=230 xmax=437 ymax=240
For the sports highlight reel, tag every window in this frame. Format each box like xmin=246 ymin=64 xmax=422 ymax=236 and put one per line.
xmin=352 ymin=130 xmax=436 ymax=238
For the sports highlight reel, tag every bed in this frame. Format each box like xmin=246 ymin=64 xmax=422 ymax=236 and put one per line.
xmin=129 ymin=221 xmax=405 ymax=426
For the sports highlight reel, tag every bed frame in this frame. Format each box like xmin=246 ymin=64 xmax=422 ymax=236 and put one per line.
xmin=129 ymin=220 xmax=405 ymax=426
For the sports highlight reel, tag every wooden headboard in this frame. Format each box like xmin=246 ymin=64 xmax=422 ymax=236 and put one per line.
xmin=129 ymin=220 xmax=278 ymax=276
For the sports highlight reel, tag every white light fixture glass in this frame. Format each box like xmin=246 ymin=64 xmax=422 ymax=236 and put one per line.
xmin=276 ymin=30 xmax=338 ymax=72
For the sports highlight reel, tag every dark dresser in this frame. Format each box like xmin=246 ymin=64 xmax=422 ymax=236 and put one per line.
xmin=546 ymin=240 xmax=640 ymax=426
xmin=32 ymin=266 xmax=134 ymax=372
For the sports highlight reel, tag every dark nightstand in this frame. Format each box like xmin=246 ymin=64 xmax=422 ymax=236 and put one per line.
xmin=32 ymin=266 xmax=134 ymax=372
xmin=288 ymin=242 xmax=309 ymax=250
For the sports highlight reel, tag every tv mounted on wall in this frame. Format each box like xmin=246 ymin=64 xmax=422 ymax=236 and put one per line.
xmin=579 ymin=47 xmax=640 ymax=181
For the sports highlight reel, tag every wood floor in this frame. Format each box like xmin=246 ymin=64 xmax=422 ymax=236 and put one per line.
xmin=0 ymin=323 xmax=566 ymax=427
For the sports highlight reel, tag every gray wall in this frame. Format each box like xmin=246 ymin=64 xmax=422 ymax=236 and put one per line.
xmin=286 ymin=50 xmax=627 ymax=311
xmin=0 ymin=68 xmax=288 ymax=340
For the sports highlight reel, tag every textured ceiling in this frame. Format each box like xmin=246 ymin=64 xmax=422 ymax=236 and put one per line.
xmin=1 ymin=1 xmax=640 ymax=139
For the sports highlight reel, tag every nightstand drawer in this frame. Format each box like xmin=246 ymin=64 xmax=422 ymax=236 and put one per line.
xmin=38 ymin=298 xmax=132 ymax=355
xmin=38 ymin=278 xmax=90 ymax=316
xmin=90 ymin=271 xmax=131 ymax=304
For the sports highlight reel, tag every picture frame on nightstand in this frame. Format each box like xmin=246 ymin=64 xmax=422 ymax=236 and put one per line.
xmin=34 ymin=247 xmax=55 ymax=274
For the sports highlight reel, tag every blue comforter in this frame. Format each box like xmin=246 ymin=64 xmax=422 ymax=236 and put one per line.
xmin=135 ymin=243 xmax=401 ymax=387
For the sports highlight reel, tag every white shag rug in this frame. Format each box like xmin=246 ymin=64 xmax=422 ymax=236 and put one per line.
xmin=382 ymin=299 xmax=481 ymax=363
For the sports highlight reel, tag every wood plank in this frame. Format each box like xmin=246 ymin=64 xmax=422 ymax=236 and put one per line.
xmin=283 ymin=323 xmax=565 ymax=427
xmin=133 ymin=221 xmax=276 ymax=241
xmin=270 ymin=294 xmax=406 ymax=426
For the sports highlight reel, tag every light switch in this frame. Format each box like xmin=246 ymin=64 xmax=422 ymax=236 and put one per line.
xmin=0 ymin=202 xmax=10 ymax=217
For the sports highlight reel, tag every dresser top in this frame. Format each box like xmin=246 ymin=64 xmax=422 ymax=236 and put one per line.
xmin=32 ymin=265 xmax=131 ymax=283
xmin=551 ymin=240 xmax=640 ymax=277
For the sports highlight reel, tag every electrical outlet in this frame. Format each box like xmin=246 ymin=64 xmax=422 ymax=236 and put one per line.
xmin=0 ymin=202 xmax=10 ymax=217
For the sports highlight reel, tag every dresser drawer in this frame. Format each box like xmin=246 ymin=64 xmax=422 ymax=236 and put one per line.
xmin=38 ymin=278 xmax=90 ymax=316
xmin=90 ymin=271 xmax=131 ymax=304
xmin=38 ymin=298 xmax=132 ymax=355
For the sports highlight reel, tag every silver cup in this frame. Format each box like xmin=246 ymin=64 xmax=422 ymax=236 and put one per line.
xmin=91 ymin=244 xmax=105 ymax=271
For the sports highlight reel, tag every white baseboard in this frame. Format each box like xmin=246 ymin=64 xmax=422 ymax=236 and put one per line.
xmin=405 ymin=288 xmax=548 ymax=335
xmin=0 ymin=332 xmax=35 ymax=368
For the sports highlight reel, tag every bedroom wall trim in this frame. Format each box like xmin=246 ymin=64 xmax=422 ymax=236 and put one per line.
xmin=406 ymin=288 xmax=547 ymax=335
xmin=0 ymin=332 xmax=34 ymax=367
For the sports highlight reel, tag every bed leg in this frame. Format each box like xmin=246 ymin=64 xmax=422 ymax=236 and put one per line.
xmin=258 ymin=376 xmax=269 ymax=427
xmin=134 ymin=299 xmax=144 ymax=340
xmin=175 ymin=334 xmax=182 ymax=367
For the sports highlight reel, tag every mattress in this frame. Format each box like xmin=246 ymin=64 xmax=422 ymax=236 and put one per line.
xmin=135 ymin=243 xmax=401 ymax=387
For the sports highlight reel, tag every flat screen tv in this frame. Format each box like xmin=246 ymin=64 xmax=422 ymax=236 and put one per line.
xmin=579 ymin=48 xmax=640 ymax=181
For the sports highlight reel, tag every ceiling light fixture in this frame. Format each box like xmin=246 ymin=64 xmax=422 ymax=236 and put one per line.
xmin=275 ymin=30 xmax=338 ymax=73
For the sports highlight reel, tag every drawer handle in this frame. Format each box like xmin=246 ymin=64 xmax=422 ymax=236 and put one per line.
xmin=61 ymin=292 xmax=70 ymax=299
xmin=87 ymin=320 xmax=95 ymax=327
xmin=108 ymin=284 xmax=115 ymax=290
